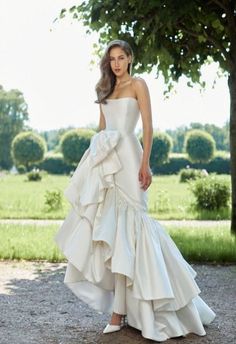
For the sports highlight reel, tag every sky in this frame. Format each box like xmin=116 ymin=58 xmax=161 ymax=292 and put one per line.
xmin=0 ymin=0 xmax=230 ymax=133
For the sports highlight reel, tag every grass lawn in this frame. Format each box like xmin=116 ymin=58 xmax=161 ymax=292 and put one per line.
xmin=0 ymin=223 xmax=235 ymax=264
xmin=0 ymin=173 xmax=231 ymax=220
xmin=0 ymin=174 xmax=70 ymax=219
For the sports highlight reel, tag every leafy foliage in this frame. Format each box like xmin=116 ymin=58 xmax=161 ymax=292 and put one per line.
xmin=12 ymin=131 xmax=47 ymax=169
xmin=190 ymin=174 xmax=231 ymax=210
xmin=44 ymin=189 xmax=63 ymax=211
xmin=0 ymin=85 xmax=29 ymax=169
xmin=62 ymin=1 xmax=234 ymax=91
xmin=184 ymin=129 xmax=216 ymax=163
xmin=60 ymin=128 xmax=96 ymax=165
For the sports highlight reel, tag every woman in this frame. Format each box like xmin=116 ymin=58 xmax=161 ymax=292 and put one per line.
xmin=54 ymin=39 xmax=216 ymax=342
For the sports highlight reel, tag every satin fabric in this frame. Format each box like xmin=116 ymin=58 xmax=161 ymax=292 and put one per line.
xmin=54 ymin=97 xmax=216 ymax=341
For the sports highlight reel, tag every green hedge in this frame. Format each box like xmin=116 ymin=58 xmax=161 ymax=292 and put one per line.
xmin=33 ymin=152 xmax=230 ymax=176
xmin=154 ymin=154 xmax=230 ymax=175
xmin=33 ymin=153 xmax=73 ymax=174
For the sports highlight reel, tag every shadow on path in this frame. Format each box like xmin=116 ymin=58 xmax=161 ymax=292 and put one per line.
xmin=0 ymin=261 xmax=235 ymax=344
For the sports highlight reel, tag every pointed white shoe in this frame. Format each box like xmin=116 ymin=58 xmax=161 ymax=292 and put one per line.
xmin=103 ymin=323 xmax=121 ymax=333
xmin=103 ymin=315 xmax=126 ymax=334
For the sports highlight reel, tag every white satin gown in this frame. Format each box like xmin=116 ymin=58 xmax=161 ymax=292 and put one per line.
xmin=54 ymin=97 xmax=216 ymax=342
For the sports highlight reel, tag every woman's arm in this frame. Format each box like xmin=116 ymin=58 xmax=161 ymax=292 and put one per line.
xmin=97 ymin=104 xmax=106 ymax=132
xmin=133 ymin=77 xmax=153 ymax=190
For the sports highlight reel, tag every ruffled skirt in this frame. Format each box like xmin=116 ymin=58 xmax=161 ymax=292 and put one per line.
xmin=54 ymin=129 xmax=216 ymax=342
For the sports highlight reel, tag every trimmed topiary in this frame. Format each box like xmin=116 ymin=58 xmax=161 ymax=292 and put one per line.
xmin=60 ymin=128 xmax=96 ymax=165
xmin=184 ymin=129 xmax=215 ymax=163
xmin=12 ymin=131 xmax=47 ymax=170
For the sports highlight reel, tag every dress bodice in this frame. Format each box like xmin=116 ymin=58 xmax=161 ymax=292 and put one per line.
xmin=101 ymin=97 xmax=140 ymax=136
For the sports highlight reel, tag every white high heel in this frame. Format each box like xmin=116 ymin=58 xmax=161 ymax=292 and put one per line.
xmin=103 ymin=323 xmax=121 ymax=333
xmin=103 ymin=315 xmax=126 ymax=334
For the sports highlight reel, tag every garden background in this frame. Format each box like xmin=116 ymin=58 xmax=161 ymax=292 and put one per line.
xmin=0 ymin=1 xmax=235 ymax=343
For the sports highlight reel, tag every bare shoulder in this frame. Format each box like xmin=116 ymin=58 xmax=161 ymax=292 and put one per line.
xmin=131 ymin=76 xmax=149 ymax=99
xmin=132 ymin=76 xmax=148 ymax=89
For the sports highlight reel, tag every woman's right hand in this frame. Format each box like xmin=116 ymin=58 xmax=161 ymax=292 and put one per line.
xmin=138 ymin=163 xmax=153 ymax=190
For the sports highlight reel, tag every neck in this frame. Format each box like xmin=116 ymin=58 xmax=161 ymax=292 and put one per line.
xmin=116 ymin=73 xmax=131 ymax=84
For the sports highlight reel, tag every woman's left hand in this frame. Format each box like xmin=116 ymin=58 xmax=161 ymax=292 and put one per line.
xmin=138 ymin=163 xmax=153 ymax=190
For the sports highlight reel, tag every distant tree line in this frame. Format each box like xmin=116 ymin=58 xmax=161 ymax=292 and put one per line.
xmin=0 ymin=85 xmax=29 ymax=169
xmin=39 ymin=121 xmax=229 ymax=154
xmin=0 ymin=84 xmax=230 ymax=172
xmin=166 ymin=122 xmax=229 ymax=153
xmin=3 ymin=121 xmax=230 ymax=176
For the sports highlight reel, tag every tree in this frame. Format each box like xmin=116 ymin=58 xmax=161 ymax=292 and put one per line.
xmin=166 ymin=125 xmax=188 ymax=153
xmin=39 ymin=126 xmax=75 ymax=151
xmin=0 ymin=85 xmax=29 ymax=169
xmin=184 ymin=129 xmax=216 ymax=163
xmin=60 ymin=128 xmax=95 ymax=165
xmin=62 ymin=0 xmax=236 ymax=234
xmin=204 ymin=122 xmax=229 ymax=151
xmin=12 ymin=131 xmax=47 ymax=170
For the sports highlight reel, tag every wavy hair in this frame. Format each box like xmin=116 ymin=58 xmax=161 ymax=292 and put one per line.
xmin=95 ymin=40 xmax=134 ymax=104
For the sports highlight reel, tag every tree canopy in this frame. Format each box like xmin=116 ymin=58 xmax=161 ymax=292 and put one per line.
xmin=62 ymin=0 xmax=235 ymax=89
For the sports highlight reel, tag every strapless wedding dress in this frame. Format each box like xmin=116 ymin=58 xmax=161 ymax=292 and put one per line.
xmin=54 ymin=97 xmax=216 ymax=342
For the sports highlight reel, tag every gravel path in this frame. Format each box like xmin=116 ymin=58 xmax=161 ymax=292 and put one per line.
xmin=0 ymin=260 xmax=235 ymax=344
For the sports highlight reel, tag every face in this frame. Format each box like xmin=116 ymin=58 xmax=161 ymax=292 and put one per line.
xmin=109 ymin=46 xmax=131 ymax=76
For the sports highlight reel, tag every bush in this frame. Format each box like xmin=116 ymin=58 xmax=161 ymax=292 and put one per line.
xmin=16 ymin=165 xmax=26 ymax=174
xmin=179 ymin=168 xmax=208 ymax=183
xmin=184 ymin=129 xmax=216 ymax=163
xmin=27 ymin=168 xmax=42 ymax=181
xmin=190 ymin=175 xmax=231 ymax=211
xmin=44 ymin=189 xmax=62 ymax=211
xmin=60 ymin=128 xmax=95 ymax=165
xmin=12 ymin=131 xmax=47 ymax=170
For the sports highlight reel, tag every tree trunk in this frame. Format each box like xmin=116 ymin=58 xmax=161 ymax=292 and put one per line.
xmin=228 ymin=67 xmax=236 ymax=235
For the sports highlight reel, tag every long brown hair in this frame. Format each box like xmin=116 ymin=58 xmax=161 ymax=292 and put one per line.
xmin=95 ymin=40 xmax=134 ymax=104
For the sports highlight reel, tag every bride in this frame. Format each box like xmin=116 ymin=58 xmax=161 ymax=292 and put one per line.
xmin=54 ymin=39 xmax=216 ymax=342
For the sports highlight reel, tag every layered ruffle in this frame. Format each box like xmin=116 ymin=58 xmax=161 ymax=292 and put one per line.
xmin=54 ymin=129 xmax=216 ymax=342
